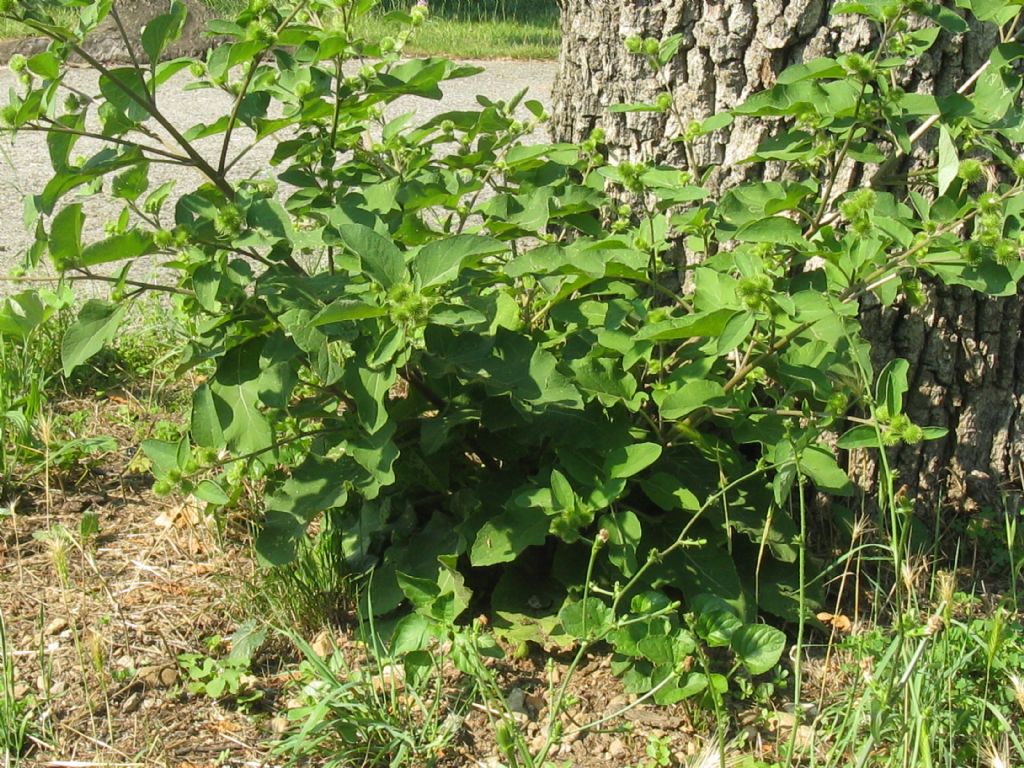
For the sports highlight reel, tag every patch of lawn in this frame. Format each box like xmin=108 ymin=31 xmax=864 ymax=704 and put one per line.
xmin=0 ymin=1 xmax=561 ymax=60
xmin=365 ymin=0 xmax=560 ymax=60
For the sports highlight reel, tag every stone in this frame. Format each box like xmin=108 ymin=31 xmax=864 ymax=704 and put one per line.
xmin=44 ymin=617 xmax=68 ymax=636
xmin=607 ymin=738 xmax=626 ymax=758
xmin=137 ymin=664 xmax=178 ymax=688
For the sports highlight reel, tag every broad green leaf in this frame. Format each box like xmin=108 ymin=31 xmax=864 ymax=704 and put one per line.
xmin=228 ymin=620 xmax=266 ymax=665
xmin=776 ymin=57 xmax=845 ymax=84
xmin=877 ymin=358 xmax=910 ymax=418
xmin=558 ymin=597 xmax=613 ymax=640
xmin=0 ymin=290 xmax=52 ymax=339
xmin=397 ymin=571 xmax=441 ymax=613
xmin=961 ymin=0 xmax=1021 ymax=24
xmin=61 ymin=300 xmax=127 ymax=375
xmin=390 ymin=613 xmax=443 ymax=657
xmin=141 ymin=438 xmax=183 ymax=481
xmin=936 ymin=125 xmax=958 ymax=195
xmin=313 ymin=299 xmax=388 ymax=325
xmin=190 ymin=383 xmax=224 ymax=448
xmin=141 ymin=0 xmax=187 ymax=63
xmin=140 ymin=436 xmax=189 ymax=479
xmin=799 ymin=445 xmax=852 ymax=494
xmin=27 ymin=51 xmax=60 ymax=79
xmin=194 ymin=480 xmax=230 ymax=506
xmin=730 ymin=624 xmax=787 ymax=675
xmin=258 ymin=456 xmax=364 ymax=565
xmin=343 ymin=364 xmax=395 ymax=434
xmin=337 ymin=223 xmax=406 ymax=289
xmin=470 ymin=505 xmax=550 ymax=566
xmin=414 ymin=235 xmax=506 ymax=289
xmin=240 ymin=198 xmax=296 ymax=245
xmin=656 ymin=381 xmax=726 ymax=420
xmin=600 ymin=509 xmax=642 ymax=576
xmin=80 ymin=230 xmax=153 ymax=267
xmin=641 ymin=472 xmax=701 ymax=512
xmin=734 ymin=216 xmax=805 ymax=245
xmin=98 ymin=67 xmax=152 ymax=123
xmin=570 ymin=357 xmax=642 ymax=410
xmin=111 ymin=162 xmax=150 ymax=201
xmin=49 ymin=203 xmax=84 ymax=267
xmin=919 ymin=3 xmax=968 ymax=33
xmin=603 ymin=442 xmax=662 ymax=479
xmin=550 ymin=469 xmax=576 ymax=510
xmin=836 ymin=424 xmax=881 ymax=449
xmin=636 ymin=308 xmax=736 ymax=341
xmin=208 ymin=345 xmax=274 ymax=456
xmin=654 ymin=546 xmax=747 ymax=619
xmin=693 ymin=608 xmax=743 ymax=648
xmin=428 ymin=304 xmax=487 ymax=327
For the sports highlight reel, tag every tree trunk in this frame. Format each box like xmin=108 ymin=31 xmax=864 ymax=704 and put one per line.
xmin=551 ymin=0 xmax=1022 ymax=512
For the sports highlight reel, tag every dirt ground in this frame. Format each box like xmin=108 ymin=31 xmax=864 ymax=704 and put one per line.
xmin=0 ymin=392 xmax=807 ymax=767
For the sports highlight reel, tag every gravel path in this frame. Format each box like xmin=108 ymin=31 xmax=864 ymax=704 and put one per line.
xmin=0 ymin=60 xmax=557 ymax=295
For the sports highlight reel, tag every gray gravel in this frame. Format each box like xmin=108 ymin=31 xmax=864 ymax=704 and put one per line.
xmin=0 ymin=60 xmax=557 ymax=295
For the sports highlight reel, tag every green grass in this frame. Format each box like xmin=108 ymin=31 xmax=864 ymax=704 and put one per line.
xmin=0 ymin=607 xmax=40 ymax=762
xmin=0 ymin=1 xmax=561 ymax=60
xmin=368 ymin=0 xmax=560 ymax=59
xmin=0 ymin=290 xmax=69 ymax=500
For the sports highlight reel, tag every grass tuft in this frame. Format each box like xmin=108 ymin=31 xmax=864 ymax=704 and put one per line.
xmin=363 ymin=0 xmax=560 ymax=60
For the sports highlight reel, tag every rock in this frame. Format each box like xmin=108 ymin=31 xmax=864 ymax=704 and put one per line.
xmin=607 ymin=738 xmax=626 ymax=758
xmin=310 ymin=630 xmax=333 ymax=659
xmin=372 ymin=664 xmax=405 ymax=692
xmin=506 ymin=687 xmax=531 ymax=718
xmin=121 ymin=690 xmax=143 ymax=714
xmin=794 ymin=725 xmax=816 ymax=750
xmin=530 ymin=732 xmax=548 ymax=753
xmin=137 ymin=665 xmax=178 ymax=688
xmin=45 ymin=617 xmax=68 ymax=636
xmin=37 ymin=678 xmax=65 ymax=696
xmin=623 ymin=708 xmax=683 ymax=728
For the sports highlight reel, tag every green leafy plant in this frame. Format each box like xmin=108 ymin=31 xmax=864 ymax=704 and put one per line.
xmin=1 ymin=607 xmax=39 ymax=761
xmin=178 ymin=621 xmax=268 ymax=708
xmin=274 ymin=624 xmax=471 ymax=767
xmin=250 ymin=507 xmax=361 ymax=631
xmin=0 ymin=286 xmax=71 ymax=497
xmin=804 ymin=587 xmax=1024 ymax=768
xmin=4 ymin=0 xmax=1024 ymax=708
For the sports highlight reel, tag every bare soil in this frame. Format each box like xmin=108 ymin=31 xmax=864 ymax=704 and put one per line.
xmin=0 ymin=392 xmax=798 ymax=767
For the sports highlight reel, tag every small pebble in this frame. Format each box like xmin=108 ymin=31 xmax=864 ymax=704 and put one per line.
xmin=121 ymin=690 xmax=143 ymax=714
xmin=137 ymin=665 xmax=178 ymax=688
xmin=45 ymin=617 xmax=69 ymax=636
xmin=608 ymin=738 xmax=626 ymax=758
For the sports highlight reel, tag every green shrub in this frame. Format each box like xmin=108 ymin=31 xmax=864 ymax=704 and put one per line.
xmin=3 ymin=0 xmax=1023 ymax=706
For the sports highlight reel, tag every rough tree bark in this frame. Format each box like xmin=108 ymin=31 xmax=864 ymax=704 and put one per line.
xmin=551 ymin=0 xmax=1023 ymax=513
xmin=0 ymin=0 xmax=219 ymax=64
